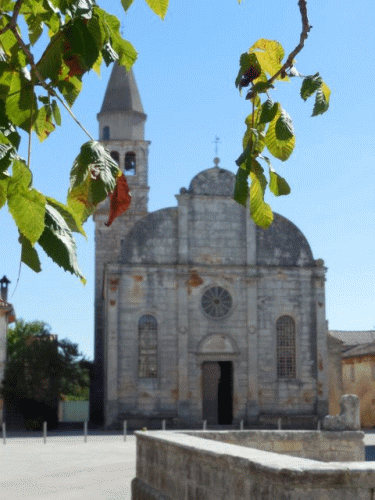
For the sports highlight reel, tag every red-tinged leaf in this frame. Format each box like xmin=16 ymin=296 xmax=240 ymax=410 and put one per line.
xmin=105 ymin=173 xmax=131 ymax=227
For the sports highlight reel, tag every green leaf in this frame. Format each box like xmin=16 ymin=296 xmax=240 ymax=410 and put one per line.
xmin=300 ymin=72 xmax=322 ymax=101
xmin=0 ymin=143 xmax=14 ymax=173
xmin=51 ymin=100 xmax=61 ymax=125
xmin=0 ymin=101 xmax=21 ymax=149
xmin=121 ymin=0 xmax=135 ymax=11
xmin=275 ymin=108 xmax=294 ymax=140
xmin=68 ymin=141 xmax=120 ymax=222
xmin=234 ymin=167 xmax=249 ymax=206
xmin=56 ymin=75 xmax=82 ymax=106
xmin=63 ymin=19 xmax=99 ymax=73
xmin=94 ymin=7 xmax=137 ymax=70
xmin=24 ymin=14 xmax=44 ymax=45
xmin=235 ymin=52 xmax=261 ymax=89
xmin=8 ymin=187 xmax=46 ymax=245
xmin=269 ymin=168 xmax=291 ymax=196
xmin=19 ymin=233 xmax=42 ymax=273
xmin=249 ymin=160 xmax=273 ymax=228
xmin=144 ymin=0 xmax=169 ymax=19
xmin=101 ymin=42 xmax=119 ymax=66
xmin=7 ymin=160 xmax=46 ymax=244
xmin=312 ymin=82 xmax=330 ymax=117
xmin=0 ymin=175 xmax=9 ymax=208
xmin=36 ymin=29 xmax=64 ymax=82
xmin=5 ymin=71 xmax=37 ymax=131
xmin=259 ymin=99 xmax=278 ymax=124
xmin=265 ymin=103 xmax=295 ymax=161
xmin=46 ymin=196 xmax=86 ymax=237
xmin=38 ymin=204 xmax=86 ymax=283
xmin=251 ymin=81 xmax=274 ymax=94
xmin=34 ymin=105 xmax=55 ymax=142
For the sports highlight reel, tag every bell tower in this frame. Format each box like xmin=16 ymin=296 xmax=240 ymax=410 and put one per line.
xmin=90 ymin=64 xmax=150 ymax=424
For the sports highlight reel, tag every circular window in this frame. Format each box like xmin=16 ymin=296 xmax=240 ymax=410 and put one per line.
xmin=201 ymin=286 xmax=233 ymax=319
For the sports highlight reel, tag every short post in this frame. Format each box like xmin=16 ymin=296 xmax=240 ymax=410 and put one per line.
xmin=203 ymin=420 xmax=207 ymax=430
xmin=43 ymin=421 xmax=47 ymax=444
xmin=123 ymin=420 xmax=128 ymax=441
xmin=84 ymin=420 xmax=88 ymax=443
xmin=162 ymin=419 xmax=166 ymax=431
xmin=278 ymin=417 xmax=282 ymax=430
xmin=317 ymin=419 xmax=321 ymax=431
xmin=2 ymin=422 xmax=6 ymax=445
xmin=240 ymin=420 xmax=244 ymax=431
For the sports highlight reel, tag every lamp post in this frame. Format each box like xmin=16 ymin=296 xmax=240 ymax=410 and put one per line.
xmin=0 ymin=276 xmax=10 ymax=303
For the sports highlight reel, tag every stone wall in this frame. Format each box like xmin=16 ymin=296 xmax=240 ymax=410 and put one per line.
xmin=132 ymin=430 xmax=372 ymax=500
xmin=186 ymin=430 xmax=365 ymax=462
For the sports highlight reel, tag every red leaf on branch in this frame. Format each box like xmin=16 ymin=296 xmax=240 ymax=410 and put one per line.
xmin=105 ymin=174 xmax=131 ymax=227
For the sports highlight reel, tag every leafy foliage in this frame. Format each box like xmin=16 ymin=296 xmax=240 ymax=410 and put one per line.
xmin=2 ymin=319 xmax=92 ymax=404
xmin=0 ymin=0 xmax=330 ymax=280
xmin=235 ymin=39 xmax=330 ymax=227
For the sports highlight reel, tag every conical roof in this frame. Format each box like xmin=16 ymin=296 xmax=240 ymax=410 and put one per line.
xmin=99 ymin=64 xmax=145 ymax=115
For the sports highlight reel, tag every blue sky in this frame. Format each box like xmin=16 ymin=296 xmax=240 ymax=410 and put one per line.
xmin=1 ymin=0 xmax=374 ymax=360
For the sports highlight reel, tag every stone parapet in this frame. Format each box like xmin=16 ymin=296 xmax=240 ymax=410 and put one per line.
xmin=186 ymin=429 xmax=365 ymax=462
xmin=132 ymin=430 xmax=370 ymax=500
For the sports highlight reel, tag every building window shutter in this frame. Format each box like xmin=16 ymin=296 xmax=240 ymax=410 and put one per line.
xmin=138 ymin=315 xmax=157 ymax=378
xmin=276 ymin=316 xmax=296 ymax=379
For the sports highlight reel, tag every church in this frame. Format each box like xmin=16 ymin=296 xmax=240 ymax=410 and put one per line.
xmin=89 ymin=64 xmax=329 ymax=429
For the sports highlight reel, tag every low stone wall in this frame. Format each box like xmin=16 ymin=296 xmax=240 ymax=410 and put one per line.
xmin=186 ymin=430 xmax=365 ymax=462
xmin=132 ymin=430 xmax=373 ymax=500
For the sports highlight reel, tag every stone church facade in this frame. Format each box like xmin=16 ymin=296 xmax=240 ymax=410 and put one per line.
xmin=90 ymin=64 xmax=329 ymax=428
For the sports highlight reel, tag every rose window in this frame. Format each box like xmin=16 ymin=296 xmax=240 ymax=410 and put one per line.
xmin=201 ymin=287 xmax=233 ymax=319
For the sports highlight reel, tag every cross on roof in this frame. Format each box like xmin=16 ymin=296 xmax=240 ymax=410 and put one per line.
xmin=212 ymin=136 xmax=221 ymax=156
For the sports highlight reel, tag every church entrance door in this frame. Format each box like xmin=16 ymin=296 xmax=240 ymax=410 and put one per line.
xmin=202 ymin=361 xmax=233 ymax=425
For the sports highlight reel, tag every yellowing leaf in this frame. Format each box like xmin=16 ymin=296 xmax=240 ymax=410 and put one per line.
xmin=265 ymin=104 xmax=295 ymax=161
xmin=144 ymin=0 xmax=169 ymax=19
xmin=249 ymin=39 xmax=288 ymax=81
xmin=249 ymin=161 xmax=273 ymax=228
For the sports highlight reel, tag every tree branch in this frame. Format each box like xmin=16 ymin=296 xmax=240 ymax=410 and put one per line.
xmin=0 ymin=0 xmax=23 ymax=35
xmin=268 ymin=0 xmax=312 ymax=84
xmin=9 ymin=22 xmax=95 ymax=141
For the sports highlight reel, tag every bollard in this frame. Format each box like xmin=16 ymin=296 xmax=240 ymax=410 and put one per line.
xmin=317 ymin=419 xmax=321 ymax=431
xmin=2 ymin=422 xmax=5 ymax=445
xmin=43 ymin=421 xmax=47 ymax=444
xmin=84 ymin=421 xmax=88 ymax=443
xmin=240 ymin=420 xmax=244 ymax=431
xmin=123 ymin=420 xmax=127 ymax=442
xmin=203 ymin=420 xmax=207 ymax=431
xmin=162 ymin=419 xmax=166 ymax=431
xmin=278 ymin=417 xmax=282 ymax=430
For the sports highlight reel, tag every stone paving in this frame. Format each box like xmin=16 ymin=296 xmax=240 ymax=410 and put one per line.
xmin=0 ymin=434 xmax=136 ymax=500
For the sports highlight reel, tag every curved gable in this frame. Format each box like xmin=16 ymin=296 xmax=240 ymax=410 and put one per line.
xmin=256 ymin=213 xmax=314 ymax=266
xmin=121 ymin=208 xmax=178 ymax=264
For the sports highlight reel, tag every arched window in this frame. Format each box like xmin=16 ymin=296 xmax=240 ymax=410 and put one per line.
xmin=110 ymin=151 xmax=120 ymax=165
xmin=125 ymin=151 xmax=136 ymax=174
xmin=276 ymin=316 xmax=296 ymax=379
xmin=103 ymin=126 xmax=110 ymax=140
xmin=138 ymin=315 xmax=157 ymax=378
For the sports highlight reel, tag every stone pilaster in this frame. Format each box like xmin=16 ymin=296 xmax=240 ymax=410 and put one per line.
xmin=314 ymin=260 xmax=329 ymax=417
xmin=246 ymin=211 xmax=259 ymax=420
xmin=176 ymin=193 xmax=190 ymax=419
xmin=104 ymin=272 xmax=121 ymax=427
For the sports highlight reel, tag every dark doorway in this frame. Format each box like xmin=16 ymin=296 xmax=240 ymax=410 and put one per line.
xmin=202 ymin=361 xmax=233 ymax=425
